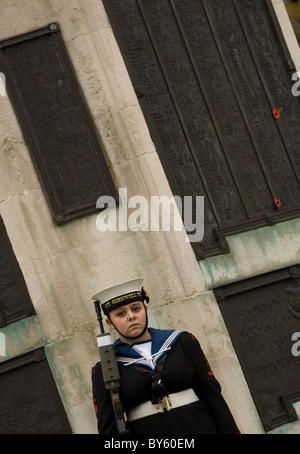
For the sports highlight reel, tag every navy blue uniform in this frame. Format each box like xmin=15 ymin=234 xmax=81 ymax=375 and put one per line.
xmin=92 ymin=329 xmax=239 ymax=434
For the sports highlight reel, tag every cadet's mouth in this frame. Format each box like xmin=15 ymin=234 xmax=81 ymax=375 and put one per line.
xmin=129 ymin=324 xmax=140 ymax=330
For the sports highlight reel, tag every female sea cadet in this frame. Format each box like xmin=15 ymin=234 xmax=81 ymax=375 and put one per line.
xmin=91 ymin=278 xmax=240 ymax=434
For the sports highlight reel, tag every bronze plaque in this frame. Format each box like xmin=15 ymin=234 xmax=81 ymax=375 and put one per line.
xmin=104 ymin=0 xmax=300 ymax=258
xmin=0 ymin=216 xmax=34 ymax=327
xmin=0 ymin=349 xmax=72 ymax=434
xmin=215 ymin=266 xmax=300 ymax=431
xmin=0 ymin=23 xmax=118 ymax=225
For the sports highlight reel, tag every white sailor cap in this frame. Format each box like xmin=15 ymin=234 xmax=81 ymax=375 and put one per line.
xmin=91 ymin=277 xmax=149 ymax=315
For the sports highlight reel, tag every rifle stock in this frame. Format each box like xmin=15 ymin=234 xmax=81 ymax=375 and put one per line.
xmin=94 ymin=301 xmax=128 ymax=434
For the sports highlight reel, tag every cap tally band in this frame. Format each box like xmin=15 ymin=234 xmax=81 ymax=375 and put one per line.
xmin=102 ymin=290 xmax=143 ymax=315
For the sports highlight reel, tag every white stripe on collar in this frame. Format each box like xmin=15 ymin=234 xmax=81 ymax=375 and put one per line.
xmin=116 ymin=330 xmax=183 ymax=369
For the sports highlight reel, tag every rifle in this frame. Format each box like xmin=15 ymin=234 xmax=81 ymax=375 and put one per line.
xmin=94 ymin=300 xmax=128 ymax=434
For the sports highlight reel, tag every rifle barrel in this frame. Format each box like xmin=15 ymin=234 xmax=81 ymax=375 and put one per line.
xmin=94 ymin=300 xmax=105 ymax=333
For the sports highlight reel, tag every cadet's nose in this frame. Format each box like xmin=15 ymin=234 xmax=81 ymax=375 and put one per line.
xmin=128 ymin=310 xmax=135 ymax=320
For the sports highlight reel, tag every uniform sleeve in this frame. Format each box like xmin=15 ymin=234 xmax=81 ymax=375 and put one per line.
xmin=181 ymin=333 xmax=240 ymax=434
xmin=91 ymin=363 xmax=118 ymax=434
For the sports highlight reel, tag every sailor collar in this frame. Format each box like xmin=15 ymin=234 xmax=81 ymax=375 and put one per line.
xmin=114 ymin=328 xmax=185 ymax=370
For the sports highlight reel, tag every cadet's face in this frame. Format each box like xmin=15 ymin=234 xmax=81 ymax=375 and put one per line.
xmin=106 ymin=301 xmax=149 ymax=344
